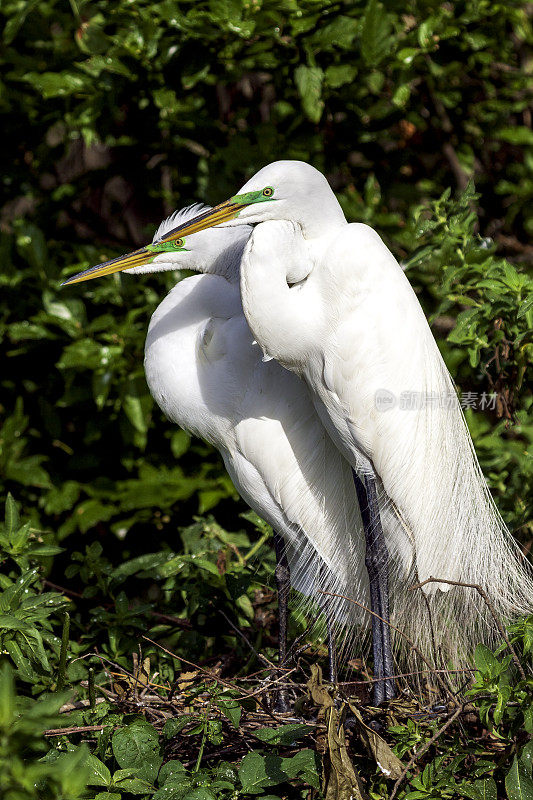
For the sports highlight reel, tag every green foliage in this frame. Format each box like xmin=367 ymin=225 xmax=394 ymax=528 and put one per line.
xmin=0 ymin=662 xmax=90 ymax=800
xmin=0 ymin=495 xmax=68 ymax=684
xmin=383 ymin=626 xmax=533 ymax=800
xmin=403 ymin=185 xmax=533 ymax=529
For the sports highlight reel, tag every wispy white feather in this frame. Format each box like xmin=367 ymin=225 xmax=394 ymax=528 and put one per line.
xmin=152 ymin=203 xmax=211 ymax=243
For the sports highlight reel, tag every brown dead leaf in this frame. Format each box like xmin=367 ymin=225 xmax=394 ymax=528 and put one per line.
xmin=348 ymin=700 xmax=404 ymax=780
xmin=177 ymin=670 xmax=198 ymax=692
xmin=325 ymin=705 xmax=370 ymax=800
xmin=307 ymin=664 xmax=334 ymax=710
xmin=307 ymin=665 xmax=369 ymax=800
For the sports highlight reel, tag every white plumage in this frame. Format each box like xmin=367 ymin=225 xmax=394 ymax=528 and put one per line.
xmin=136 ymin=208 xmax=370 ymax=650
xmin=231 ymin=161 xmax=533 ymax=666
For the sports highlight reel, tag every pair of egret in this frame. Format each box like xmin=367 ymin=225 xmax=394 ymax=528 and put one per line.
xmin=65 ymin=161 xmax=533 ymax=705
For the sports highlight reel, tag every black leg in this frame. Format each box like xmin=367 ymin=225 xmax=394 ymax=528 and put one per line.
xmin=352 ymin=469 xmax=396 ymax=704
xmin=327 ymin=616 xmax=337 ymax=685
xmin=273 ymin=531 xmax=291 ymax=712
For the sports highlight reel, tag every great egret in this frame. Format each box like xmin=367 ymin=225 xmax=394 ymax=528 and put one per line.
xmin=65 ymin=161 xmax=533 ymax=701
xmin=64 ymin=205 xmax=375 ymax=704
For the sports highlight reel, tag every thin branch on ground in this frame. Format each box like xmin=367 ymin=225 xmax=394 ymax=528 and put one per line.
xmin=142 ymin=635 xmax=288 ymax=723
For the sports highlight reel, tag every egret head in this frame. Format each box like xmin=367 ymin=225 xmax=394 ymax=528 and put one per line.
xmin=62 ymin=204 xmax=251 ymax=285
xmin=223 ymin=160 xmax=342 ymax=230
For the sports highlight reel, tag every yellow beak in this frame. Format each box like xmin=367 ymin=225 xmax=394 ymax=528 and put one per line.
xmin=62 ymin=246 xmax=153 ymax=285
xmin=62 ymin=198 xmax=248 ymax=286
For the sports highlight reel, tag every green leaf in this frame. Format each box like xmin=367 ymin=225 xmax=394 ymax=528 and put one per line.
xmin=153 ymin=788 xmax=188 ymax=800
xmin=506 ymin=748 xmax=533 ymax=800
xmin=112 ymin=770 xmax=156 ymax=794
xmin=94 ymin=795 xmax=121 ymax=800
xmin=496 ymin=127 xmax=533 ymax=146
xmin=294 ymin=66 xmax=324 ymax=124
xmin=181 ymin=789 xmax=216 ymax=800
xmin=253 ymin=723 xmax=314 ymax=745
xmin=280 ymin=750 xmax=320 ymax=789
xmin=3 ymin=0 xmax=40 ymax=44
xmin=85 ymin=754 xmax=112 ymax=787
xmin=158 ymin=759 xmax=187 ymax=784
xmin=122 ymin=383 xmax=151 ymax=434
xmin=112 ymin=720 xmax=163 ymax=783
xmin=27 ymin=544 xmax=64 ymax=557
xmin=325 ymin=64 xmax=357 ymax=88
xmin=461 ymin=777 xmax=497 ymax=800
xmin=163 ymin=718 xmax=193 ymax=738
xmin=216 ymin=699 xmax=242 ymax=729
xmin=0 ymin=663 xmax=16 ymax=728
xmin=238 ymin=749 xmax=319 ymax=793
xmin=517 ymin=295 xmax=533 ymax=319
xmin=361 ymin=0 xmax=392 ymax=66
xmin=474 ymin=644 xmax=498 ymax=674
xmin=22 ymin=71 xmax=88 ymax=98
xmin=238 ymin=751 xmax=285 ymax=793
xmin=4 ymin=494 xmax=19 ymax=540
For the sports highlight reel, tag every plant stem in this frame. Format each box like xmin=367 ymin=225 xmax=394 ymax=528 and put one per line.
xmin=88 ymin=668 xmax=96 ymax=708
xmin=56 ymin=612 xmax=70 ymax=691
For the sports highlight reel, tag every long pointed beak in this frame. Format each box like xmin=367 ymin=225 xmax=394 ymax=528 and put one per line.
xmin=62 ymin=246 xmax=154 ymax=285
xmin=62 ymin=198 xmax=249 ymax=286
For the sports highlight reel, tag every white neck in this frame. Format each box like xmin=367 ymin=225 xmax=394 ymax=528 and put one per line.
xmin=298 ymin=194 xmax=347 ymax=239
xmin=239 ymin=221 xmax=323 ymax=367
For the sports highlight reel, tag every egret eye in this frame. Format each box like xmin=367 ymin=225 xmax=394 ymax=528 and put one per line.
xmin=174 ymin=237 xmax=184 ymax=247
xmin=262 ymin=187 xmax=274 ymax=197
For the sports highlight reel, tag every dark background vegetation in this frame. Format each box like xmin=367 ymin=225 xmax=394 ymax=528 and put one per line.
xmin=0 ymin=0 xmax=532 ymax=798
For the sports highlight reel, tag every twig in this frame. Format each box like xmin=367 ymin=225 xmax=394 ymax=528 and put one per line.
xmin=442 ymin=142 xmax=469 ymax=192
xmin=150 ymin=611 xmax=192 ymax=630
xmin=141 ymin=635 xmax=286 ymax=723
xmin=390 ymin=704 xmax=465 ymax=799
xmin=217 ymin=609 xmax=272 ymax=668
xmin=426 ymin=68 xmax=470 ymax=192
xmin=409 ymin=577 xmax=526 ymax=680
xmin=44 ymin=580 xmax=83 ymax=599
xmin=338 ymin=668 xmax=475 ymax=686
xmin=88 ymin=668 xmax=96 ymax=709
xmin=44 ymin=724 xmax=110 ymax=737
xmin=233 ymin=668 xmax=299 ymax=702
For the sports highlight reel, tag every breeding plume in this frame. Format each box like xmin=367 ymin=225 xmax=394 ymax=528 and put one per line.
xmin=76 ymin=160 xmax=532 ymax=700
xmin=63 ymin=205 xmax=372 ymax=700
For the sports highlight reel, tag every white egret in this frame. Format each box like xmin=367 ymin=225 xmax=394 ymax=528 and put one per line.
xmin=70 ymin=161 xmax=533 ymax=703
xmin=63 ymin=205 xmax=377 ymax=705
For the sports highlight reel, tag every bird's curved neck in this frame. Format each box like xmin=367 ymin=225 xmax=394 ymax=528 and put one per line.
xmin=240 ymin=222 xmax=322 ymax=368
xmin=208 ymin=237 xmax=247 ymax=284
